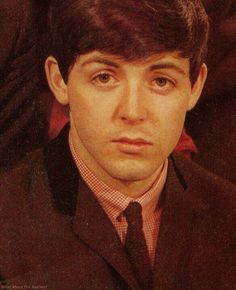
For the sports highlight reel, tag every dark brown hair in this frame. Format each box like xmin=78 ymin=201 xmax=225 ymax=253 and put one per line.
xmin=48 ymin=0 xmax=209 ymax=84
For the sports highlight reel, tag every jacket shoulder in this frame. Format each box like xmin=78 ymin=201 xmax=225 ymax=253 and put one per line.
xmin=172 ymin=153 xmax=236 ymax=197
xmin=0 ymin=149 xmax=46 ymax=196
xmin=172 ymin=153 xmax=236 ymax=225
xmin=171 ymin=154 xmax=236 ymax=288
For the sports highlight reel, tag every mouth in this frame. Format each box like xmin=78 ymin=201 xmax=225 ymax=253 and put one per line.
xmin=112 ymin=137 xmax=153 ymax=154
xmin=113 ymin=137 xmax=153 ymax=146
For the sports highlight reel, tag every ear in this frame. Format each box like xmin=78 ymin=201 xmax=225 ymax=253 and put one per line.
xmin=45 ymin=56 xmax=69 ymax=105
xmin=187 ymin=63 xmax=208 ymax=111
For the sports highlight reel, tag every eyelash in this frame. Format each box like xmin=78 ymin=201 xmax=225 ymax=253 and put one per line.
xmin=151 ymin=77 xmax=175 ymax=93
xmin=92 ymin=72 xmax=116 ymax=85
xmin=153 ymin=77 xmax=174 ymax=87
xmin=91 ymin=72 xmax=175 ymax=92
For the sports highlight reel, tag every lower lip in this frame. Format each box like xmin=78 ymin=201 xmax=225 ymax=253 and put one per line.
xmin=112 ymin=141 xmax=152 ymax=154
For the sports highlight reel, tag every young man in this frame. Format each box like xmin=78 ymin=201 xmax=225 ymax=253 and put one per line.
xmin=0 ymin=1 xmax=235 ymax=289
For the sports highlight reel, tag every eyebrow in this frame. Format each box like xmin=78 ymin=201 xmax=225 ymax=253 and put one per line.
xmin=149 ymin=63 xmax=187 ymax=76
xmin=80 ymin=56 xmax=187 ymax=76
xmin=81 ymin=57 xmax=120 ymax=68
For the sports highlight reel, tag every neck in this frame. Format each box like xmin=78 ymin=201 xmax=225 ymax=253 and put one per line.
xmin=70 ymin=124 xmax=164 ymax=199
xmin=111 ymin=167 xmax=163 ymax=198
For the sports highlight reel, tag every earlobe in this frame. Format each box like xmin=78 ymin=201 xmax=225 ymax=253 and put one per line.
xmin=187 ymin=63 xmax=208 ymax=111
xmin=45 ymin=56 xmax=69 ymax=105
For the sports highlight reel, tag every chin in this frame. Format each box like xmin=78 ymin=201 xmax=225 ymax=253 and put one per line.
xmin=104 ymin=160 xmax=160 ymax=182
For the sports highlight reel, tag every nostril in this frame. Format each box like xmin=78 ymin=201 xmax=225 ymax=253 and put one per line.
xmin=120 ymin=114 xmax=145 ymax=124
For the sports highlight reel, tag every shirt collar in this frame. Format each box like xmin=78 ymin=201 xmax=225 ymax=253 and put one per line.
xmin=69 ymin=132 xmax=168 ymax=222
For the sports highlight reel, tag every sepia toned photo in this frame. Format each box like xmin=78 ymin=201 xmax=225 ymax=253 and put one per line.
xmin=0 ymin=1 xmax=235 ymax=289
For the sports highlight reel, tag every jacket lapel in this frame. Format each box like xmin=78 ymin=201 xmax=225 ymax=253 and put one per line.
xmin=73 ymin=179 xmax=140 ymax=290
xmin=152 ymin=155 xmax=207 ymax=290
xmin=43 ymin=125 xmax=140 ymax=290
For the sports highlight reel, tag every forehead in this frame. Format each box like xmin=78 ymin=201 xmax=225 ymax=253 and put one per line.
xmin=74 ymin=50 xmax=190 ymax=76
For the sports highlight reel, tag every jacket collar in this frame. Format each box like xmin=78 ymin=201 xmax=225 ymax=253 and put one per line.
xmin=43 ymin=125 xmax=207 ymax=290
xmin=43 ymin=123 xmax=78 ymax=216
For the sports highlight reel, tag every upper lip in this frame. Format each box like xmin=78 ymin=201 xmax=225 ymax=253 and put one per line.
xmin=112 ymin=137 xmax=153 ymax=145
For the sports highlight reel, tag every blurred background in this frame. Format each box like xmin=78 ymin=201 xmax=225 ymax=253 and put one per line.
xmin=186 ymin=0 xmax=236 ymax=184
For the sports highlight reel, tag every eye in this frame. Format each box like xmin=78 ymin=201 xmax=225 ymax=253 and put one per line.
xmin=92 ymin=72 xmax=117 ymax=86
xmin=154 ymin=77 xmax=170 ymax=87
xmin=151 ymin=76 xmax=175 ymax=93
xmin=96 ymin=73 xmax=111 ymax=83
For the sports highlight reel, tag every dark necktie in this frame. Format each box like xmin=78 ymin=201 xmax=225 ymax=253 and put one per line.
xmin=124 ymin=202 xmax=153 ymax=290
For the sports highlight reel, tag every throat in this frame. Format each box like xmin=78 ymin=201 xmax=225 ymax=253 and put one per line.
xmin=111 ymin=166 xmax=164 ymax=198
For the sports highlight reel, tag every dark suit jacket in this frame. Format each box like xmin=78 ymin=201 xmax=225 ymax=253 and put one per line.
xmin=0 ymin=126 xmax=236 ymax=290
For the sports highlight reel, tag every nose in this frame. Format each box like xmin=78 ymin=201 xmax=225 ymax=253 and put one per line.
xmin=116 ymin=82 xmax=148 ymax=124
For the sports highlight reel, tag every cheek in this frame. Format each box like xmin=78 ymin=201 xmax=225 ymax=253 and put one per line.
xmin=69 ymin=99 xmax=108 ymax=146
xmin=157 ymin=96 xmax=188 ymax=125
xmin=68 ymin=84 xmax=113 ymax=121
xmin=155 ymin=98 xmax=188 ymax=146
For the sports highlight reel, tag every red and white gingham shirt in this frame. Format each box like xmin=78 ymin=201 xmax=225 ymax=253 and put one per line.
xmin=69 ymin=134 xmax=168 ymax=265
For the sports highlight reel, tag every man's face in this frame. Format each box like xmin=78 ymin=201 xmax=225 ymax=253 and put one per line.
xmin=50 ymin=51 xmax=205 ymax=186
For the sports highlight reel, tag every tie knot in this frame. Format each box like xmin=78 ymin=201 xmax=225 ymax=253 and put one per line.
xmin=124 ymin=202 xmax=143 ymax=229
